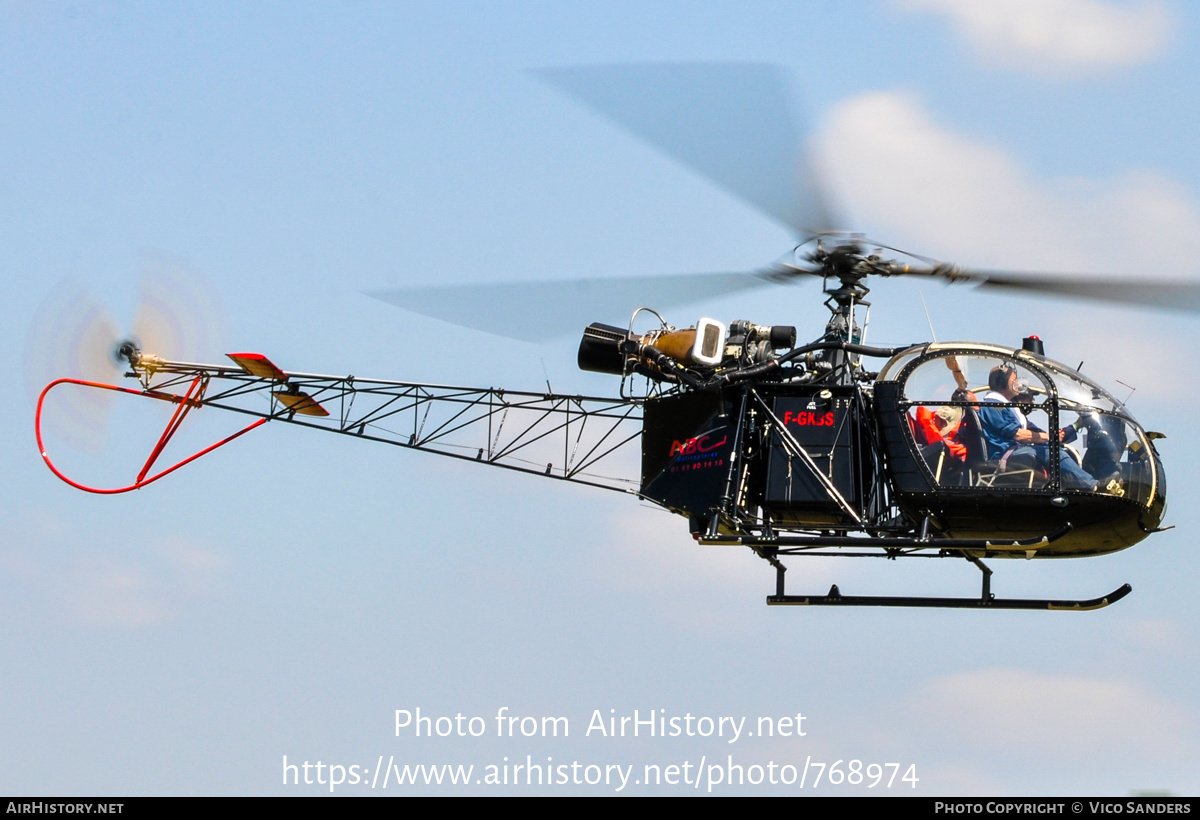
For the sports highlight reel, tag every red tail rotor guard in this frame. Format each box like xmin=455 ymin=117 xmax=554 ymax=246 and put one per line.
xmin=35 ymin=377 xmax=266 ymax=494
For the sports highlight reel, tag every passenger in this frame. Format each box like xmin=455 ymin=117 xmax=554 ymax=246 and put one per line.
xmin=979 ymin=364 xmax=1097 ymax=490
xmin=916 ymin=405 xmax=966 ymax=460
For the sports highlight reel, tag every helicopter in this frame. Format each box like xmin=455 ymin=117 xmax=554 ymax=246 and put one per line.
xmin=33 ymin=63 xmax=1196 ymax=611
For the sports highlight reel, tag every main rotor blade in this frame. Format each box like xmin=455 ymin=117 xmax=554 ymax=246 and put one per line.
xmin=370 ymin=268 xmax=801 ymax=342
xmin=534 ymin=63 xmax=837 ymax=238
xmin=935 ymin=268 xmax=1200 ymax=313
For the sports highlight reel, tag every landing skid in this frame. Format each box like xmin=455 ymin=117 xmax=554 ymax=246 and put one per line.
xmin=767 ymin=583 xmax=1132 ymax=610
xmin=766 ymin=556 xmax=1132 ymax=611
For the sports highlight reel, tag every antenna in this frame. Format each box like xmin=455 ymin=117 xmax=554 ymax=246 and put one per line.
xmin=1115 ymin=379 xmax=1136 ymax=405
xmin=919 ymin=291 xmax=937 ymax=342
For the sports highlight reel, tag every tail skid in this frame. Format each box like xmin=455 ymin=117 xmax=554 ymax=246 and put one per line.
xmin=36 ymin=376 xmax=267 ymax=494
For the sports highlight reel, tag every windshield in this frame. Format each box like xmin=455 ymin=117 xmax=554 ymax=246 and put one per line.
xmin=1031 ymin=356 xmax=1127 ymax=417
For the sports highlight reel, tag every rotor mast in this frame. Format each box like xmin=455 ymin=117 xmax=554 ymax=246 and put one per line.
xmin=810 ymin=240 xmax=874 ymax=385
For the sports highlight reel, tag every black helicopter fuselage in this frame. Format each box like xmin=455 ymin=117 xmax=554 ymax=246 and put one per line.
xmin=632 ymin=338 xmax=1166 ymax=561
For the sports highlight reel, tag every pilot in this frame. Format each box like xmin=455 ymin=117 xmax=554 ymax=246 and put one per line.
xmin=979 ymin=364 xmax=1097 ymax=490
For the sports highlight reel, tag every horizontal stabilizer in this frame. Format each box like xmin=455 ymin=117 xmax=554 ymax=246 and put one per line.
xmin=228 ymin=353 xmax=288 ymax=381
xmin=271 ymin=390 xmax=329 ymax=417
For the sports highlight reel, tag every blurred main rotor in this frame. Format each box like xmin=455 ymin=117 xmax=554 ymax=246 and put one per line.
xmin=372 ymin=63 xmax=1200 ymax=341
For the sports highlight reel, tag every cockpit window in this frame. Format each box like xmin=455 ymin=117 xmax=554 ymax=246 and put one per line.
xmin=902 ymin=354 xmax=1048 ymax=404
xmin=877 ymin=348 xmax=923 ymax=382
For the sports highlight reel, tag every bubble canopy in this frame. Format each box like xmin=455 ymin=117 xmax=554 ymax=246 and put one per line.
xmin=880 ymin=343 xmax=1128 ymax=416
xmin=876 ymin=343 xmax=1159 ymax=505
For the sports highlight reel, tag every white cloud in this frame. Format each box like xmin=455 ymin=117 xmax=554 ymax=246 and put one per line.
xmin=913 ymin=668 xmax=1187 ymax=760
xmin=1117 ymin=617 xmax=1189 ymax=651
xmin=1 ymin=518 xmax=231 ymax=629
xmin=817 ymin=90 xmax=1200 ymax=401
xmin=589 ymin=504 xmax=850 ymax=633
xmin=62 ymin=541 xmax=230 ymax=627
xmin=70 ymin=557 xmax=174 ymax=628
xmin=819 ymin=90 xmax=1200 ymax=273
xmin=600 ymin=504 xmax=773 ymax=594
xmin=1047 ymin=308 xmax=1199 ymax=403
xmin=902 ymin=0 xmax=1173 ymax=74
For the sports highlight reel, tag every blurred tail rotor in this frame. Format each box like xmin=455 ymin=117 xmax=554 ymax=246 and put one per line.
xmin=24 ymin=281 xmax=123 ymax=452
xmin=129 ymin=253 xmax=226 ymax=366
xmin=25 ymin=252 xmax=225 ymax=453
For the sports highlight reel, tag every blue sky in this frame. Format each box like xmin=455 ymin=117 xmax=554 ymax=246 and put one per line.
xmin=3 ymin=0 xmax=1199 ymax=795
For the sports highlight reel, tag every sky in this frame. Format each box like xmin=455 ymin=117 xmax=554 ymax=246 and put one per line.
xmin=2 ymin=0 xmax=1199 ymax=796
